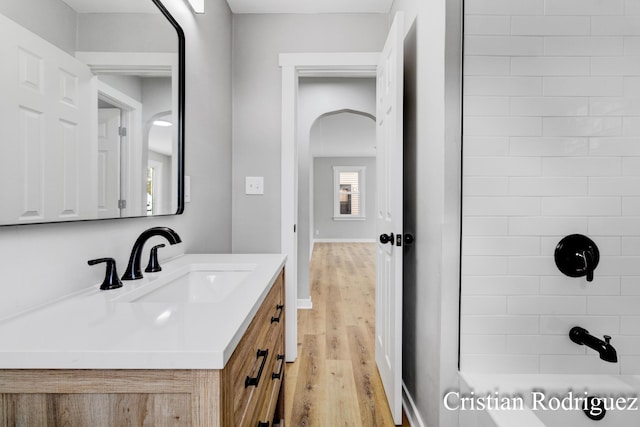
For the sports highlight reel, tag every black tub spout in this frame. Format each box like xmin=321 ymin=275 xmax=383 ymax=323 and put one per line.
xmin=569 ymin=326 xmax=617 ymax=363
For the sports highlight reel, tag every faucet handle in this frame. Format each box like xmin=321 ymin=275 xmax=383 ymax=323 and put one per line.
xmin=88 ymin=258 xmax=123 ymax=290
xmin=554 ymin=234 xmax=600 ymax=282
xmin=583 ymin=250 xmax=595 ymax=282
xmin=145 ymin=244 xmax=166 ymax=273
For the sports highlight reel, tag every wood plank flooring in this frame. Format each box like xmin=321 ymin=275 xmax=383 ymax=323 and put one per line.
xmin=285 ymin=242 xmax=410 ymax=426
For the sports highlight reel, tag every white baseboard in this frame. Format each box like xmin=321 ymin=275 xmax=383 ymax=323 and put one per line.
xmin=313 ymin=238 xmax=376 ymax=243
xmin=297 ymin=298 xmax=313 ymax=309
xmin=403 ymin=382 xmax=427 ymax=427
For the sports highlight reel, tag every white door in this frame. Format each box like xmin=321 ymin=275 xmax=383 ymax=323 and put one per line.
xmin=97 ymin=108 xmax=122 ymax=218
xmin=0 ymin=13 xmax=96 ymax=224
xmin=375 ymin=12 xmax=404 ymax=425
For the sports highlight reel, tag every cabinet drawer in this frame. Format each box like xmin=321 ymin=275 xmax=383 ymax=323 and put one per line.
xmin=227 ymin=271 xmax=284 ymax=427
xmin=256 ymin=330 xmax=285 ymax=427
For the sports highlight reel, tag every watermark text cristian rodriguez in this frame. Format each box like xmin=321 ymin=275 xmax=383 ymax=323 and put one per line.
xmin=443 ymin=389 xmax=638 ymax=415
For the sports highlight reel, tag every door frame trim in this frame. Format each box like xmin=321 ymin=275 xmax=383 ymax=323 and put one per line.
xmin=279 ymin=52 xmax=378 ymax=362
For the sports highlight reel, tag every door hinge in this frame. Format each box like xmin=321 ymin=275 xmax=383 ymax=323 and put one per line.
xmin=119 ymin=126 xmax=127 ymax=137
xmin=118 ymin=199 xmax=127 ymax=209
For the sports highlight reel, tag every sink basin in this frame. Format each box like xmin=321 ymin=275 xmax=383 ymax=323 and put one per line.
xmin=115 ymin=264 xmax=256 ymax=304
xmin=132 ymin=271 xmax=250 ymax=303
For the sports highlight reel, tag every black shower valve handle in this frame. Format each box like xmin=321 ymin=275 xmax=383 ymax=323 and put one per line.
xmin=583 ymin=250 xmax=595 ymax=282
xmin=554 ymin=234 xmax=600 ymax=283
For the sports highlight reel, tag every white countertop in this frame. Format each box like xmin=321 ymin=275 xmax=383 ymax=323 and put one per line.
xmin=0 ymin=253 xmax=286 ymax=370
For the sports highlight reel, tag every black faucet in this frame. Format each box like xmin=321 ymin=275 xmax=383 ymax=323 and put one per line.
xmin=569 ymin=326 xmax=617 ymax=363
xmin=122 ymin=227 xmax=182 ymax=280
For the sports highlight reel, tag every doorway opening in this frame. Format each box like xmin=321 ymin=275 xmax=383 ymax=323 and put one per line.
xmin=279 ymin=52 xmax=379 ymax=364
xmin=146 ymin=111 xmax=174 ymax=215
xmin=298 ymin=77 xmax=378 ymax=311
xmin=286 ymin=78 xmax=382 ymax=425
xmin=280 ymin=15 xmax=405 ymax=421
xmin=96 ymin=83 xmax=143 ymax=218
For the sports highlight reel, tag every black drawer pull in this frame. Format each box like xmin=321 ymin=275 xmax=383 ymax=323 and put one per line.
xmin=245 ymin=349 xmax=268 ymax=388
xmin=271 ymin=304 xmax=284 ymax=323
xmin=272 ymin=354 xmax=285 ymax=380
xmin=257 ymin=422 xmax=270 ymax=427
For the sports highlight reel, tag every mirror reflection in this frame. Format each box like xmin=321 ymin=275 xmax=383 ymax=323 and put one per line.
xmin=0 ymin=0 xmax=182 ymax=225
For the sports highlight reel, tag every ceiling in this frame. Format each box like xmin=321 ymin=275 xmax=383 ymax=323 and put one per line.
xmin=60 ymin=0 xmax=159 ymax=14
xmin=60 ymin=0 xmax=393 ymax=15
xmin=225 ymin=0 xmax=393 ymax=14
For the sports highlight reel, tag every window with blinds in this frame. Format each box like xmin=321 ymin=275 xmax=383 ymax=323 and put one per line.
xmin=333 ymin=166 xmax=366 ymax=219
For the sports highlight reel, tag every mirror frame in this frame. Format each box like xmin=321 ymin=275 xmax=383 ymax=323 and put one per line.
xmin=154 ymin=0 xmax=186 ymax=217
xmin=2 ymin=0 xmax=185 ymax=227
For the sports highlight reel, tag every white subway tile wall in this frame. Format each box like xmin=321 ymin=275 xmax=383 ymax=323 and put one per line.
xmin=462 ymin=0 xmax=640 ymax=374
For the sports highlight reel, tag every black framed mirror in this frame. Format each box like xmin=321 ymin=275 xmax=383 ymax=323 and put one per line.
xmin=0 ymin=0 xmax=184 ymax=226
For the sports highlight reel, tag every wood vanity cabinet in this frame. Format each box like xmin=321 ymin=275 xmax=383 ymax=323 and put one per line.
xmin=0 ymin=269 xmax=286 ymax=427
xmin=223 ymin=268 xmax=286 ymax=427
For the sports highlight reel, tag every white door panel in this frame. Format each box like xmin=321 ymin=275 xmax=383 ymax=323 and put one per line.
xmin=0 ymin=13 xmax=97 ymax=224
xmin=375 ymin=12 xmax=404 ymax=425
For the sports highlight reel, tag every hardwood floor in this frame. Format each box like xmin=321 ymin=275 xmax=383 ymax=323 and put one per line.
xmin=285 ymin=242 xmax=410 ymax=426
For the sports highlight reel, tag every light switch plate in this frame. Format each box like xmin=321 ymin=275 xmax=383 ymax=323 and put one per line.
xmin=245 ymin=176 xmax=264 ymax=195
xmin=184 ymin=175 xmax=191 ymax=202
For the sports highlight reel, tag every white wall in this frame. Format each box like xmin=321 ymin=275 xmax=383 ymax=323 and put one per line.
xmin=0 ymin=0 xmax=76 ymax=54
xmin=389 ymin=1 xmax=463 ymax=427
xmin=78 ymin=13 xmax=177 ymax=53
xmin=0 ymin=0 xmax=233 ymax=318
xmin=142 ymin=78 xmax=172 ymax=123
xmin=461 ymin=0 xmax=640 ymax=375
xmin=99 ymin=75 xmax=143 ymax=102
xmin=310 ymin=112 xmax=377 ymax=158
xmin=313 ymin=157 xmax=376 ymax=240
xmin=231 ymin=14 xmax=388 ymax=255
